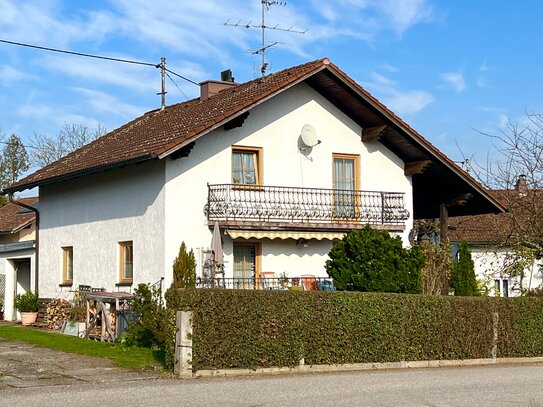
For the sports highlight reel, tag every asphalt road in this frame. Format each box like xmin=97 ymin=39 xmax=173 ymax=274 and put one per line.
xmin=2 ymin=363 xmax=543 ymax=407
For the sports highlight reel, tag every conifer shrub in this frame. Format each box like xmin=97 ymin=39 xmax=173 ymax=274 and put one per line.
xmin=451 ymin=240 xmax=479 ymax=296
xmin=325 ymin=226 xmax=424 ymax=293
xmin=172 ymin=242 xmax=196 ymax=289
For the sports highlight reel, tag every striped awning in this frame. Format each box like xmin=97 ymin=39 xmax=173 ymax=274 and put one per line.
xmin=226 ymin=230 xmax=345 ymax=241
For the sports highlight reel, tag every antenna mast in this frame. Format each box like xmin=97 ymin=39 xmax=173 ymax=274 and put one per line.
xmin=225 ymin=0 xmax=306 ymax=76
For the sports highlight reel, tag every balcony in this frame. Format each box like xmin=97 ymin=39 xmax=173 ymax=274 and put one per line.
xmin=205 ymin=184 xmax=409 ymax=231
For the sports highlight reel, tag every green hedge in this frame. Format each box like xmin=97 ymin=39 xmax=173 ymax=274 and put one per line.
xmin=165 ymin=289 xmax=543 ymax=371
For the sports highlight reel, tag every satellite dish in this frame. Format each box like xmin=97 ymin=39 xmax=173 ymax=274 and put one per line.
xmin=301 ymin=124 xmax=318 ymax=147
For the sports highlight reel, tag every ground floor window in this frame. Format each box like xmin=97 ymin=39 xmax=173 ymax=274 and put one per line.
xmin=494 ymin=278 xmax=509 ymax=297
xmin=119 ymin=241 xmax=133 ymax=283
xmin=62 ymin=247 xmax=73 ymax=285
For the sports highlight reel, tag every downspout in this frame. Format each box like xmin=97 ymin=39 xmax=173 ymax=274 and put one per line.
xmin=8 ymin=193 xmax=39 ymax=293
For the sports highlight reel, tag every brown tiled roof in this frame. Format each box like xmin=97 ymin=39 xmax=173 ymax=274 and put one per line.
xmin=1 ymin=57 xmax=505 ymax=217
xmin=6 ymin=59 xmax=329 ymax=192
xmin=448 ymin=189 xmax=541 ymax=244
xmin=0 ymin=197 xmax=38 ymax=233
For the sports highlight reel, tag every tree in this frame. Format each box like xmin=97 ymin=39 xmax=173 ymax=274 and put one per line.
xmin=172 ymin=242 xmax=196 ymax=289
xmin=30 ymin=123 xmax=106 ymax=167
xmin=470 ymin=113 xmax=543 ymax=290
xmin=0 ymin=133 xmax=30 ymax=205
xmin=325 ymin=226 xmax=425 ymax=293
xmin=450 ymin=240 xmax=479 ymax=296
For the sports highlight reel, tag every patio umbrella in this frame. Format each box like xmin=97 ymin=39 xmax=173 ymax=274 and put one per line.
xmin=210 ymin=221 xmax=224 ymax=278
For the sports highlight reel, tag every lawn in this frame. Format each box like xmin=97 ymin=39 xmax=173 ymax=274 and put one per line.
xmin=0 ymin=324 xmax=165 ymax=370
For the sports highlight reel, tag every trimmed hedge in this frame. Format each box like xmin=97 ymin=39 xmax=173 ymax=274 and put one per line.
xmin=165 ymin=289 xmax=543 ymax=371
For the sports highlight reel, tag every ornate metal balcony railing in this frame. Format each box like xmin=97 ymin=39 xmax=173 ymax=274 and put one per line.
xmin=205 ymin=184 xmax=409 ymax=225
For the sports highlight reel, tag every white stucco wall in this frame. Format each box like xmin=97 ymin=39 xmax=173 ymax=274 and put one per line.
xmin=470 ymin=246 xmax=543 ymax=296
xmin=164 ymin=82 xmax=413 ymax=281
xmin=38 ymin=160 xmax=165 ymax=299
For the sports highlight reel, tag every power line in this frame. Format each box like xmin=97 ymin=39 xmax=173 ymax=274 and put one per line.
xmin=0 ymin=38 xmax=199 ymax=87
xmin=0 ymin=39 xmax=157 ymax=67
xmin=164 ymin=68 xmax=199 ymax=86
xmin=165 ymin=72 xmax=189 ymax=101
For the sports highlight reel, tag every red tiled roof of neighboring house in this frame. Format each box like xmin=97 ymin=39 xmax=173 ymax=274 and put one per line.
xmin=0 ymin=197 xmax=38 ymax=234
xmin=448 ymin=189 xmax=541 ymax=244
xmin=2 ymin=58 xmax=505 ymax=216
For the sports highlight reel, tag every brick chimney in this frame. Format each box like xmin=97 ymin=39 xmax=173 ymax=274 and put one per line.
xmin=515 ymin=174 xmax=528 ymax=195
xmin=200 ymin=69 xmax=237 ymax=101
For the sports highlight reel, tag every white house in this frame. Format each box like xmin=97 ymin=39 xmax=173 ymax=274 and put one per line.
xmin=4 ymin=58 xmax=504 ymax=302
xmin=448 ymin=177 xmax=543 ymax=297
xmin=0 ymin=197 xmax=37 ymax=320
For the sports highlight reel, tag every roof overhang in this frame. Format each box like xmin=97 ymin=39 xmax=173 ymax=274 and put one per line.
xmin=3 ymin=155 xmax=154 ymax=194
xmin=302 ymin=66 xmax=505 ymax=218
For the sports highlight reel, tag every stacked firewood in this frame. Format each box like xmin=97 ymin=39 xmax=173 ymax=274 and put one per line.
xmin=44 ymin=298 xmax=71 ymax=331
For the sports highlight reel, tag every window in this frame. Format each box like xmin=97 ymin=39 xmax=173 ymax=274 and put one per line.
xmin=232 ymin=146 xmax=263 ymax=185
xmin=62 ymin=247 xmax=73 ymax=285
xmin=333 ymin=154 xmax=360 ymax=218
xmin=494 ymin=279 xmax=509 ymax=297
xmin=119 ymin=241 xmax=133 ymax=283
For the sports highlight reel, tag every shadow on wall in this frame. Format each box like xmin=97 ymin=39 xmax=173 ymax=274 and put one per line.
xmin=39 ymin=160 xmax=165 ymax=228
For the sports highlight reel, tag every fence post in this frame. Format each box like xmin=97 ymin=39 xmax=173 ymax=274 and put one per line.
xmin=174 ymin=311 xmax=193 ymax=377
xmin=492 ymin=312 xmax=499 ymax=363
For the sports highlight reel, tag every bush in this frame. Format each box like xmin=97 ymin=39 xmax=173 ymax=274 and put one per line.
xmin=125 ymin=284 xmax=175 ymax=367
xmin=419 ymin=241 xmax=451 ymax=295
xmin=14 ymin=291 xmax=39 ymax=312
xmin=172 ymin=242 xmax=196 ymax=289
xmin=166 ymin=288 xmax=543 ymax=371
xmin=325 ymin=226 xmax=424 ymax=293
xmin=451 ymin=240 xmax=479 ymax=296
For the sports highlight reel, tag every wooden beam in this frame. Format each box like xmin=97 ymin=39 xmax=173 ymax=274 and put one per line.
xmin=224 ymin=111 xmax=250 ymax=131
xmin=404 ymin=160 xmax=432 ymax=176
xmin=439 ymin=203 xmax=448 ymax=244
xmin=170 ymin=141 xmax=195 ymax=160
xmin=361 ymin=125 xmax=388 ymax=142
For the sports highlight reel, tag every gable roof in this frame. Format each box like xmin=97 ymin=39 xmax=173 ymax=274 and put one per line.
xmin=4 ymin=58 xmax=505 ymax=219
xmin=0 ymin=197 xmax=38 ymax=234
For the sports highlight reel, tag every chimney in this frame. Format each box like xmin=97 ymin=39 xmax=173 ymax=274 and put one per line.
xmin=200 ymin=69 xmax=237 ymax=101
xmin=515 ymin=174 xmax=528 ymax=195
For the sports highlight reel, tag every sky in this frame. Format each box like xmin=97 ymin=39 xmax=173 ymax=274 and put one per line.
xmin=1 ymin=0 xmax=543 ymax=175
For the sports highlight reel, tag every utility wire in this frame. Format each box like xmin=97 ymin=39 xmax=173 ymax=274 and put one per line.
xmin=165 ymin=72 xmax=189 ymax=101
xmin=165 ymin=68 xmax=199 ymax=86
xmin=0 ymin=39 xmax=157 ymax=67
xmin=0 ymin=38 xmax=199 ymax=86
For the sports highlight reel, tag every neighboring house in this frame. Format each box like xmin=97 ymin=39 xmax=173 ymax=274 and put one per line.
xmin=0 ymin=198 xmax=37 ymax=320
xmin=448 ymin=177 xmax=543 ymax=297
xmin=4 ymin=58 xmax=504 ymax=300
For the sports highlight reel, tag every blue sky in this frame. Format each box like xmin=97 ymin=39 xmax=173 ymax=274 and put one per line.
xmin=1 ymin=0 xmax=542 ymax=172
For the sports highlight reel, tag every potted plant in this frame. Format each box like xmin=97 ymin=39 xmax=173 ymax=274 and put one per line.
xmin=14 ymin=291 xmax=39 ymax=326
xmin=62 ymin=300 xmax=87 ymax=337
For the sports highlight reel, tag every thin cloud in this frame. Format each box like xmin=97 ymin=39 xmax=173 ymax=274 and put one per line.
xmin=365 ymin=70 xmax=434 ymax=115
xmin=440 ymin=71 xmax=466 ymax=92
xmin=0 ymin=65 xmax=36 ymax=85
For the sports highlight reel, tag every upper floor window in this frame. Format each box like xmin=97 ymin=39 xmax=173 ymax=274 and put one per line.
xmin=232 ymin=146 xmax=262 ymax=185
xmin=62 ymin=246 xmax=73 ymax=285
xmin=119 ymin=241 xmax=133 ymax=283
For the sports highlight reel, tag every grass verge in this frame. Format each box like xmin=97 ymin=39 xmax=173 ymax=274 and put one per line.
xmin=0 ymin=324 xmax=165 ymax=370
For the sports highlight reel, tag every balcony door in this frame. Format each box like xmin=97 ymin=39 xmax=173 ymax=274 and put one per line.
xmin=333 ymin=154 xmax=359 ymax=219
xmin=233 ymin=242 xmax=261 ymax=289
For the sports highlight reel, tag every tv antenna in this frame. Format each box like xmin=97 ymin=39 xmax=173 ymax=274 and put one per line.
xmin=225 ymin=0 xmax=307 ymax=76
